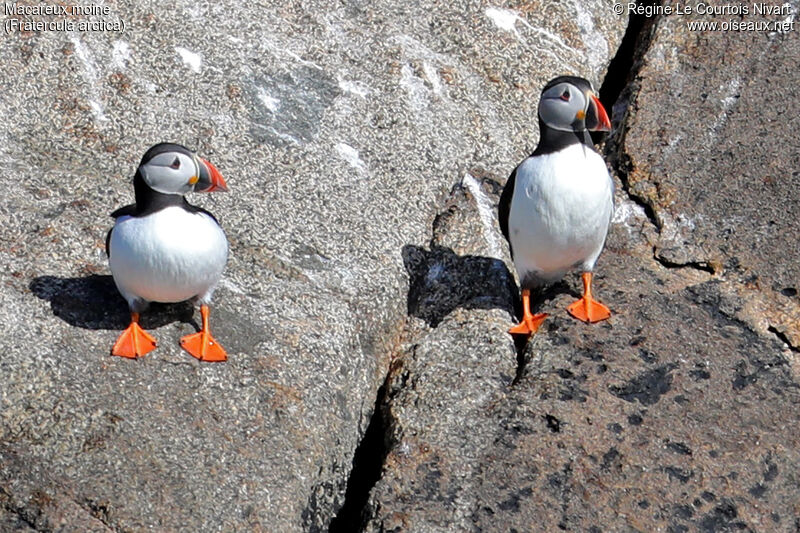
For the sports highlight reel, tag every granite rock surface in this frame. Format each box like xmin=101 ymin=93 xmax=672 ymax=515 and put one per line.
xmin=364 ymin=6 xmax=800 ymax=532
xmin=0 ymin=1 xmax=627 ymax=530
xmin=3 ymin=1 xmax=798 ymax=531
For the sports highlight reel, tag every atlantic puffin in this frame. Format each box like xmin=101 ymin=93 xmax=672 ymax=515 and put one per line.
xmin=106 ymin=143 xmax=230 ymax=361
xmin=498 ymin=76 xmax=613 ymax=335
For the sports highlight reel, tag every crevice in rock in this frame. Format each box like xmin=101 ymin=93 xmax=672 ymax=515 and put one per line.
xmin=511 ymin=284 xmax=570 ymax=385
xmin=329 ymin=381 xmax=390 ymax=533
xmin=652 ymin=252 xmax=718 ymax=275
xmin=599 ymin=4 xmax=723 ymax=278
xmin=81 ymin=497 xmax=117 ymax=532
xmin=1 ymin=487 xmax=119 ymax=532
xmin=598 ymin=1 xmax=659 ymax=123
xmin=600 ymin=1 xmax=662 ymax=232
xmin=512 ymin=334 xmax=530 ymax=385
xmin=767 ymin=326 xmax=800 ymax=354
xmin=616 ymin=160 xmax=661 ymax=231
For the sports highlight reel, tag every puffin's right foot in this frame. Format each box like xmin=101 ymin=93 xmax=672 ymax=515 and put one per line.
xmin=508 ymin=313 xmax=548 ymax=335
xmin=112 ymin=312 xmax=156 ymax=358
xmin=508 ymin=289 xmax=548 ymax=336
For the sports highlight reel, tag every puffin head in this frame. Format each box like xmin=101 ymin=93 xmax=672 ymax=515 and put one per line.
xmin=538 ymin=76 xmax=611 ymax=133
xmin=137 ymin=143 xmax=228 ymax=195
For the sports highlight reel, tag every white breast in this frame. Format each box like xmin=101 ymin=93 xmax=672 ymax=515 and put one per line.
xmin=508 ymin=143 xmax=613 ymax=285
xmin=109 ymin=206 xmax=228 ymax=306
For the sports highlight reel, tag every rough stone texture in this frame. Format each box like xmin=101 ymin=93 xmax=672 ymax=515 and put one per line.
xmin=464 ymin=277 xmax=800 ymax=532
xmin=364 ymin=6 xmax=800 ymax=533
xmin=365 ymin=179 xmax=520 ymax=532
xmin=615 ymin=4 xmax=800 ymax=347
xmin=10 ymin=2 xmax=796 ymax=532
xmin=367 ymin=174 xmax=800 ymax=533
xmin=0 ymin=1 xmax=625 ymax=531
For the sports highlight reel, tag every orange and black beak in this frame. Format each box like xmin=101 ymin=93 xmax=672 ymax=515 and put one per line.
xmin=585 ymin=93 xmax=611 ymax=132
xmin=196 ymin=157 xmax=228 ymax=192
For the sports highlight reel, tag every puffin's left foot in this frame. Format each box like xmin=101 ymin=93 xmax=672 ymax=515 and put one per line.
xmin=181 ymin=332 xmax=227 ymax=362
xmin=567 ymin=297 xmax=611 ymax=323
xmin=180 ymin=304 xmax=227 ymax=362
xmin=567 ymin=272 xmax=611 ymax=323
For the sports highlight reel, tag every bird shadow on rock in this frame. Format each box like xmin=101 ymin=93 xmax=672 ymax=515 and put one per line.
xmin=402 ymin=245 xmax=579 ymax=327
xmin=402 ymin=244 xmax=520 ymax=327
xmin=30 ymin=275 xmax=196 ymax=331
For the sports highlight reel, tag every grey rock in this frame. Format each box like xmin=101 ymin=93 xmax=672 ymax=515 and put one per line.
xmin=365 ymin=309 xmax=518 ymax=533
xmin=617 ymin=9 xmax=800 ymax=303
xmin=460 ymin=271 xmax=800 ymax=532
xmin=363 ymin=7 xmax=800 ymax=533
xmin=247 ymin=67 xmax=341 ymax=146
xmin=0 ymin=1 xmax=626 ymax=532
xmin=364 ymin=176 xmax=520 ymax=532
xmin=367 ymin=180 xmax=800 ymax=531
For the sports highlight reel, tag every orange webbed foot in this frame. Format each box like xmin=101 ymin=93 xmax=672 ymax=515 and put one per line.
xmin=567 ymin=297 xmax=611 ymax=323
xmin=180 ymin=331 xmax=227 ymax=362
xmin=180 ymin=304 xmax=227 ymax=362
xmin=508 ymin=288 xmax=548 ymax=336
xmin=508 ymin=312 xmax=549 ymax=336
xmin=112 ymin=313 xmax=156 ymax=358
xmin=567 ymin=272 xmax=611 ymax=323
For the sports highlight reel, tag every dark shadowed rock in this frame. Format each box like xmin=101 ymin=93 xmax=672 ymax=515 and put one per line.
xmin=608 ymin=363 xmax=677 ymax=406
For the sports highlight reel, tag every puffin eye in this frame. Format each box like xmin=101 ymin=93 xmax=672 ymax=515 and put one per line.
xmin=560 ymin=89 xmax=571 ymax=101
xmin=170 ymin=157 xmax=181 ymax=169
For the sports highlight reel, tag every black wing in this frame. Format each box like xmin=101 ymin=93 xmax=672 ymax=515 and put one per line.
xmin=110 ymin=204 xmax=137 ymax=218
xmin=106 ymin=204 xmax=137 ymax=257
xmin=105 ymin=227 xmax=112 ymax=258
xmin=498 ymin=166 xmax=517 ymax=258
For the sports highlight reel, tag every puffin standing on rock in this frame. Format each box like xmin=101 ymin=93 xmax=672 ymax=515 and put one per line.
xmin=499 ymin=76 xmax=614 ymax=336
xmin=107 ymin=143 xmax=230 ymax=361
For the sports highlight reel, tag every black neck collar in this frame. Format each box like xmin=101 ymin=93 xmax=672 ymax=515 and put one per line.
xmin=132 ymin=170 xmax=188 ymax=215
xmin=531 ymin=118 xmax=594 ymax=156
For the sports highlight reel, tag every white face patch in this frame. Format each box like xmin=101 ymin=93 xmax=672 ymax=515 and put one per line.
xmin=538 ymin=82 xmax=589 ymax=132
xmin=139 ymin=152 xmax=199 ymax=195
